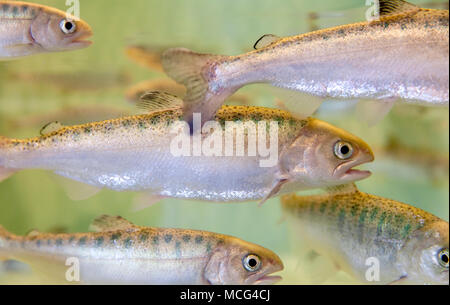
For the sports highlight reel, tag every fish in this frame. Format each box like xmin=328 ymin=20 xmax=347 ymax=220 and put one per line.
xmin=0 ymin=92 xmax=374 ymax=203
xmin=280 ymin=184 xmax=449 ymax=285
xmin=0 ymin=1 xmax=93 ymax=60
xmin=0 ymin=215 xmax=284 ymax=284
xmin=161 ymin=0 xmax=449 ymax=126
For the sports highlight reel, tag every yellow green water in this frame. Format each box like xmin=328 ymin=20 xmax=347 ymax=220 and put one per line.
xmin=0 ymin=0 xmax=448 ymax=284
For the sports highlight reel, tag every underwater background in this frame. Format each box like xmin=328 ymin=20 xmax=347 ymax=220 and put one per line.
xmin=0 ymin=0 xmax=448 ymax=284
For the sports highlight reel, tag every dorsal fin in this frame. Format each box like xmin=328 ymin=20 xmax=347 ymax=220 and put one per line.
xmin=89 ymin=215 xmax=139 ymax=233
xmin=253 ymin=34 xmax=281 ymax=50
xmin=378 ymin=0 xmax=420 ymax=17
xmin=136 ymin=91 xmax=183 ymax=113
xmin=40 ymin=121 xmax=63 ymax=136
xmin=325 ymin=183 xmax=358 ymax=195
xmin=26 ymin=229 xmax=41 ymax=237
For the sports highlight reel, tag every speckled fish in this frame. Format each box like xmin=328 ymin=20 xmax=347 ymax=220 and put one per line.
xmin=162 ymin=0 xmax=449 ymax=125
xmin=281 ymin=184 xmax=449 ymax=285
xmin=0 ymin=1 xmax=92 ymax=60
xmin=0 ymin=92 xmax=374 ymax=202
xmin=0 ymin=215 xmax=284 ymax=284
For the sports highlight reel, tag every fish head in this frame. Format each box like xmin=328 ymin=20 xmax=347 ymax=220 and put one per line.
xmin=280 ymin=118 xmax=374 ymax=188
xmin=399 ymin=220 xmax=449 ymax=285
xmin=30 ymin=10 xmax=93 ymax=52
xmin=203 ymin=238 xmax=284 ymax=285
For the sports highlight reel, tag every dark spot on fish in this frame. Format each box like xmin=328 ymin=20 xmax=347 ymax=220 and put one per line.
xmin=12 ymin=6 xmax=18 ymax=16
xmin=55 ymin=238 xmax=63 ymax=246
xmin=377 ymin=212 xmax=387 ymax=237
xmin=152 ymin=236 xmax=159 ymax=245
xmin=47 ymin=239 xmax=52 ymax=246
xmin=402 ymin=223 xmax=412 ymax=239
xmin=195 ymin=235 xmax=203 ymax=244
xmin=110 ymin=233 xmax=121 ymax=244
xmin=138 ymin=121 xmax=147 ymax=130
xmin=78 ymin=237 xmax=87 ymax=246
xmin=182 ymin=235 xmax=191 ymax=243
xmin=123 ymin=237 xmax=132 ymax=248
xmin=36 ymin=239 xmax=41 ymax=247
xmin=338 ymin=208 xmax=346 ymax=233
xmin=369 ymin=207 xmax=379 ymax=222
xmin=95 ymin=237 xmax=104 ymax=247
xmin=68 ymin=236 xmax=75 ymax=243
xmin=84 ymin=127 xmax=92 ymax=134
xmin=206 ymin=242 xmax=212 ymax=253
xmin=139 ymin=232 xmax=149 ymax=242
xmin=164 ymin=234 xmax=173 ymax=243
xmin=175 ymin=241 xmax=182 ymax=258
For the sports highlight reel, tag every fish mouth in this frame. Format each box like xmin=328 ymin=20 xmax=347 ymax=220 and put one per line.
xmin=70 ymin=29 xmax=93 ymax=48
xmin=253 ymin=274 xmax=283 ymax=285
xmin=334 ymin=154 xmax=374 ymax=182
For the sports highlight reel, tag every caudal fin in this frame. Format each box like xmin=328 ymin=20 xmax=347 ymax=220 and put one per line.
xmin=161 ymin=48 xmax=233 ymax=127
xmin=0 ymin=136 xmax=17 ymax=182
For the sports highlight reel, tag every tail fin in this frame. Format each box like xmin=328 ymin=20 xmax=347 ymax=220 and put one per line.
xmin=162 ymin=48 xmax=234 ymax=128
xmin=0 ymin=136 xmax=17 ymax=182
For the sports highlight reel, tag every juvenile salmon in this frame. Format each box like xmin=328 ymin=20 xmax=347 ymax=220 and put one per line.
xmin=0 ymin=215 xmax=284 ymax=284
xmin=0 ymin=1 xmax=92 ymax=60
xmin=281 ymin=184 xmax=449 ymax=285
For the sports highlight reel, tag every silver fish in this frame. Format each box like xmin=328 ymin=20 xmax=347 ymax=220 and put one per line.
xmin=0 ymin=92 xmax=374 ymax=202
xmin=161 ymin=0 xmax=449 ymax=125
xmin=0 ymin=215 xmax=284 ymax=284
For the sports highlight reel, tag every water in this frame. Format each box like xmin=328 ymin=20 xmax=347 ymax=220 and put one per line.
xmin=0 ymin=0 xmax=448 ymax=284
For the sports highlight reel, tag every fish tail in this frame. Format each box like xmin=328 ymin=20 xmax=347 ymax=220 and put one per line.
xmin=162 ymin=48 xmax=235 ymax=127
xmin=0 ymin=136 xmax=17 ymax=182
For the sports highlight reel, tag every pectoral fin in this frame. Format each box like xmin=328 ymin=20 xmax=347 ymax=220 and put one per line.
xmin=355 ymin=99 xmax=396 ymax=126
xmin=52 ymin=174 xmax=102 ymax=201
xmin=272 ymin=87 xmax=323 ymax=119
xmin=258 ymin=176 xmax=289 ymax=206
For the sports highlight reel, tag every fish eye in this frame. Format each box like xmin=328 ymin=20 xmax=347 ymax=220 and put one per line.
xmin=243 ymin=254 xmax=261 ymax=272
xmin=334 ymin=140 xmax=353 ymax=160
xmin=438 ymin=248 xmax=449 ymax=269
xmin=60 ymin=19 xmax=77 ymax=34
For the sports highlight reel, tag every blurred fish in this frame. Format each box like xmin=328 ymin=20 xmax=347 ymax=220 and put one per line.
xmin=0 ymin=92 xmax=374 ymax=202
xmin=126 ymin=78 xmax=250 ymax=105
xmin=125 ymin=44 xmax=167 ymax=72
xmin=281 ymin=184 xmax=449 ymax=285
xmin=162 ymin=0 xmax=449 ymax=126
xmin=0 ymin=1 xmax=93 ymax=60
xmin=374 ymin=136 xmax=449 ymax=177
xmin=7 ymin=70 xmax=132 ymax=91
xmin=0 ymin=215 xmax=284 ymax=284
